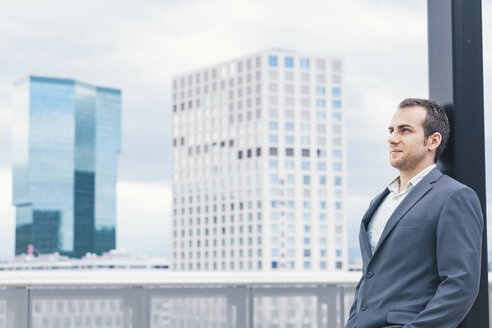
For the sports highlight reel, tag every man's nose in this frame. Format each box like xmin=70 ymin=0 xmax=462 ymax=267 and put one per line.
xmin=387 ymin=132 xmax=399 ymax=144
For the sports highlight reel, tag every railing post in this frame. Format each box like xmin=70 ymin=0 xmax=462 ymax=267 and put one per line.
xmin=6 ymin=288 xmax=29 ymax=328
xmin=123 ymin=287 xmax=150 ymax=328
xmin=249 ymin=286 xmax=254 ymax=328
xmin=226 ymin=286 xmax=249 ymax=328
xmin=318 ymin=285 xmax=340 ymax=328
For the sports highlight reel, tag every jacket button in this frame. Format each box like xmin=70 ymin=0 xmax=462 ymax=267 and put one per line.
xmin=361 ymin=304 xmax=367 ymax=311
xmin=366 ymin=271 xmax=374 ymax=278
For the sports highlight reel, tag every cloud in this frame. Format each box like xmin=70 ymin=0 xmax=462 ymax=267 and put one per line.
xmin=0 ymin=0 xmax=429 ymax=185
xmin=116 ymin=181 xmax=172 ymax=258
xmin=0 ymin=0 xmax=491 ymax=259
xmin=0 ymin=168 xmax=15 ymax=261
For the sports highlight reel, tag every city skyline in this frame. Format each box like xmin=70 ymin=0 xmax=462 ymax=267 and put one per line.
xmin=0 ymin=0 xmax=491 ymax=261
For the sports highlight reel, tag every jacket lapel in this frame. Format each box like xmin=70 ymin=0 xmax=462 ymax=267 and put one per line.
xmin=370 ymin=168 xmax=442 ymax=259
xmin=359 ymin=188 xmax=389 ymax=272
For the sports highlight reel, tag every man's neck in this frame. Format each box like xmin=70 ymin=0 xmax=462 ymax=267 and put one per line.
xmin=398 ymin=162 xmax=435 ymax=193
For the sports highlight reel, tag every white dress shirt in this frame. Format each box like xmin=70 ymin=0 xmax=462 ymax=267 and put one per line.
xmin=367 ymin=164 xmax=437 ymax=253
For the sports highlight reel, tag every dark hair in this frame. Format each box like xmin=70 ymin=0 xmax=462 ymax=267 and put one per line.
xmin=399 ymin=98 xmax=450 ymax=161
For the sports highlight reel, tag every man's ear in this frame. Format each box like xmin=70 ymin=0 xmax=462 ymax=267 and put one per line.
xmin=428 ymin=132 xmax=442 ymax=151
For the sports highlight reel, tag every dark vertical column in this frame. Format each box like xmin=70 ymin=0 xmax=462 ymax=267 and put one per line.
xmin=428 ymin=0 xmax=488 ymax=327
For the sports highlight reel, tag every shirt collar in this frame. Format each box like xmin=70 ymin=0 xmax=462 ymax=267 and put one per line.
xmin=387 ymin=164 xmax=437 ymax=195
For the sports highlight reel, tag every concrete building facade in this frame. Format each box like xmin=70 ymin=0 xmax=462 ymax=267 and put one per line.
xmin=172 ymin=50 xmax=346 ymax=271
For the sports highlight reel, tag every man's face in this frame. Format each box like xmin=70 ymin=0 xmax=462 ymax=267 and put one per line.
xmin=387 ymin=106 xmax=430 ymax=172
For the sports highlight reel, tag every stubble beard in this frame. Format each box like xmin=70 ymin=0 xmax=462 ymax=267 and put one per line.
xmin=391 ymin=151 xmax=427 ymax=173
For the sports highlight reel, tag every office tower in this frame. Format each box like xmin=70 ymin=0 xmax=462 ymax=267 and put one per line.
xmin=172 ymin=50 xmax=346 ymax=271
xmin=12 ymin=76 xmax=121 ymax=258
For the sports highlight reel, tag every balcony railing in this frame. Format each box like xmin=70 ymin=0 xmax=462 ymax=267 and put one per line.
xmin=0 ymin=270 xmax=489 ymax=327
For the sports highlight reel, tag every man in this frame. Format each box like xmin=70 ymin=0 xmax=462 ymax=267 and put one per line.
xmin=345 ymin=98 xmax=483 ymax=328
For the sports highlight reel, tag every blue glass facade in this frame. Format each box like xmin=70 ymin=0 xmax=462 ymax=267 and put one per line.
xmin=12 ymin=76 xmax=121 ymax=257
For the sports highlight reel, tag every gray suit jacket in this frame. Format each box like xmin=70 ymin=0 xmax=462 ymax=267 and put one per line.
xmin=345 ymin=168 xmax=483 ymax=328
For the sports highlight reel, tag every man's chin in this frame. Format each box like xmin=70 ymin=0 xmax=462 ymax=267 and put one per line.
xmin=389 ymin=159 xmax=402 ymax=170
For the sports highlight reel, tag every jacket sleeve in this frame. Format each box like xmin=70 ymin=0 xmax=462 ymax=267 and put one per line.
xmin=404 ymin=187 xmax=483 ymax=328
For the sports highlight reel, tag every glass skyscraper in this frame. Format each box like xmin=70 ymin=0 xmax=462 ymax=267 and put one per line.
xmin=12 ymin=76 xmax=121 ymax=258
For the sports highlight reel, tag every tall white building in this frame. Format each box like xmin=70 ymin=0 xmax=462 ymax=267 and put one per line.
xmin=172 ymin=49 xmax=347 ymax=272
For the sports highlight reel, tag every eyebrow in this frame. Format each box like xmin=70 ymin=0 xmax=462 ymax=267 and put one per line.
xmin=388 ymin=124 xmax=415 ymax=130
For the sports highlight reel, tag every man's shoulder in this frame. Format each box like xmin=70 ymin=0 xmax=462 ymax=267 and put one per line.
xmin=434 ymin=172 xmax=477 ymax=197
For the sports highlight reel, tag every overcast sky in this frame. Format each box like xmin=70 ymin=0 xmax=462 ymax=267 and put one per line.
xmin=0 ymin=0 xmax=491 ymax=261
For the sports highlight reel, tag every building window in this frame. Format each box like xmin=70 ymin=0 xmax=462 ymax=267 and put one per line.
xmin=332 ymin=100 xmax=342 ymax=108
xmin=316 ymin=86 xmax=326 ymax=95
xmin=332 ymin=60 xmax=342 ymax=72
xmin=269 ymin=121 xmax=278 ymax=130
xmin=269 ymin=134 xmax=278 ymax=143
xmin=302 ymin=149 xmax=310 ymax=157
xmin=286 ymin=148 xmax=294 ymax=156
xmin=269 ymin=55 xmax=278 ymax=67
xmin=300 ymin=58 xmax=310 ymax=69
xmin=269 ymin=147 xmax=278 ymax=156
xmin=332 ymin=87 xmax=341 ymax=97
xmin=303 ymin=175 xmax=310 ymax=185
xmin=285 ymin=56 xmax=294 ymax=68
xmin=285 ymin=122 xmax=294 ymax=131
xmin=317 ymin=111 xmax=326 ymax=120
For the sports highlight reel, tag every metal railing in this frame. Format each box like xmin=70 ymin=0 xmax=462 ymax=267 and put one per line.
xmin=0 ymin=270 xmax=359 ymax=327
xmin=0 ymin=270 xmax=489 ymax=327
